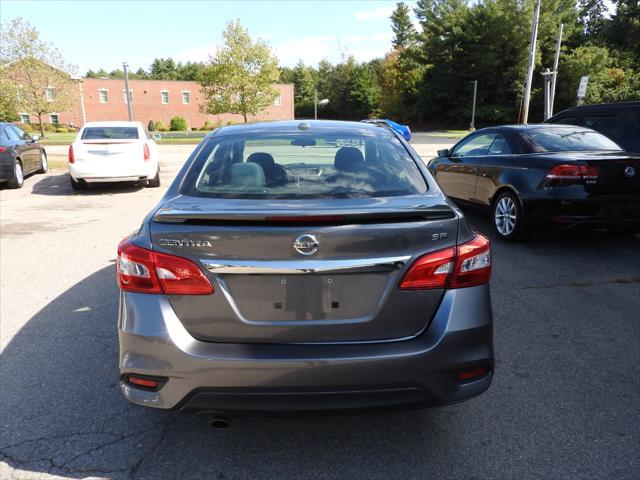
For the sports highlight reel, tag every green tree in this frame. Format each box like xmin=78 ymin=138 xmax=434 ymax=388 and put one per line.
xmin=149 ymin=58 xmax=178 ymax=80
xmin=391 ymin=2 xmax=416 ymax=49
xmin=199 ymin=20 xmax=280 ymax=122
xmin=0 ymin=81 xmax=19 ymax=121
xmin=0 ymin=18 xmax=77 ymax=137
xmin=556 ymin=45 xmax=640 ymax=106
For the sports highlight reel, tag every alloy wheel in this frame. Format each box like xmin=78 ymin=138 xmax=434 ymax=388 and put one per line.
xmin=494 ymin=196 xmax=517 ymax=236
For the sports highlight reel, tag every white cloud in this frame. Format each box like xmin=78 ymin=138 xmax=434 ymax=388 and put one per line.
xmin=355 ymin=5 xmax=394 ymax=22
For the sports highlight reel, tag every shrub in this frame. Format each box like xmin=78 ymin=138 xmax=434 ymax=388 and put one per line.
xmin=155 ymin=121 xmax=168 ymax=132
xmin=55 ymin=127 xmax=69 ymax=133
xmin=148 ymin=119 xmax=155 ymax=131
xmin=170 ymin=116 xmax=188 ymax=131
xmin=43 ymin=123 xmax=57 ymax=132
xmin=19 ymin=123 xmax=33 ymax=132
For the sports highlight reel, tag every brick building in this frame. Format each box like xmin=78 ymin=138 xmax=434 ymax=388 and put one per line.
xmin=18 ymin=77 xmax=294 ymax=129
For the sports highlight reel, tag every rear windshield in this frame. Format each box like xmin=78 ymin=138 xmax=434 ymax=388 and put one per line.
xmin=180 ymin=133 xmax=427 ymax=199
xmin=520 ymin=127 xmax=621 ymax=153
xmin=81 ymin=127 xmax=139 ymax=140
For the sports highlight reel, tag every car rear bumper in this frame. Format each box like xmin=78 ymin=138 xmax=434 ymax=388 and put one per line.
xmin=118 ymin=285 xmax=494 ymax=413
xmin=79 ymin=175 xmax=148 ymax=183
xmin=527 ymin=196 xmax=640 ymax=229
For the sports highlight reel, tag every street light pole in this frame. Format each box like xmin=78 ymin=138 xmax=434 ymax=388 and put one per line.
xmin=469 ymin=80 xmax=477 ymax=131
xmin=123 ymin=62 xmax=133 ymax=121
xmin=521 ymin=0 xmax=541 ymax=124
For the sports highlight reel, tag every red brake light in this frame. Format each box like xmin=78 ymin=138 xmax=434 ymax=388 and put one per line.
xmin=117 ymin=238 xmax=214 ymax=295
xmin=68 ymin=145 xmax=75 ymax=163
xmin=126 ymin=375 xmax=161 ymax=389
xmin=143 ymin=143 xmax=150 ymax=161
xmin=0 ymin=146 xmax=6 ymax=153
xmin=545 ymin=164 xmax=599 ymax=182
xmin=399 ymin=234 xmax=491 ymax=290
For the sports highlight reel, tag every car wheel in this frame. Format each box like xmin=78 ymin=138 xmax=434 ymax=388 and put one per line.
xmin=492 ymin=191 xmax=526 ymax=241
xmin=147 ymin=169 xmax=161 ymax=188
xmin=8 ymin=160 xmax=24 ymax=189
xmin=38 ymin=150 xmax=48 ymax=174
xmin=70 ymin=175 xmax=86 ymax=191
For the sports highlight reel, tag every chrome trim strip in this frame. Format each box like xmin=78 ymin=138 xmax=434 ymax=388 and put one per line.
xmin=201 ymin=256 xmax=411 ymax=275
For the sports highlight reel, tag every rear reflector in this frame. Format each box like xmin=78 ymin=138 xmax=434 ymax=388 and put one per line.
xmin=143 ymin=143 xmax=150 ymax=161
xmin=68 ymin=145 xmax=75 ymax=164
xmin=399 ymin=234 xmax=491 ymax=290
xmin=125 ymin=374 xmax=163 ymax=389
xmin=457 ymin=367 xmax=488 ymax=382
xmin=117 ymin=238 xmax=214 ymax=295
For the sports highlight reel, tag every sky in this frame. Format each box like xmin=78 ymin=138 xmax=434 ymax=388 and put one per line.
xmin=1 ymin=0 xmax=413 ymax=74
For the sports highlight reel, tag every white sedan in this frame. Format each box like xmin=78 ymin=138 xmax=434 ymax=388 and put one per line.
xmin=68 ymin=121 xmax=160 ymax=190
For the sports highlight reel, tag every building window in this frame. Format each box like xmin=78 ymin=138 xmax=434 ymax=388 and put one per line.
xmin=46 ymin=87 xmax=55 ymax=101
xmin=20 ymin=114 xmax=30 ymax=124
xmin=161 ymin=91 xmax=169 ymax=104
xmin=50 ymin=114 xmax=59 ymax=124
xmin=99 ymin=89 xmax=109 ymax=103
xmin=274 ymin=95 xmax=282 ymax=106
xmin=123 ymin=90 xmax=133 ymax=104
xmin=182 ymin=91 xmax=190 ymax=104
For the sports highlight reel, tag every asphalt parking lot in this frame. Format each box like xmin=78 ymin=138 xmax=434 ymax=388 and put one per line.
xmin=1 ymin=137 xmax=639 ymax=480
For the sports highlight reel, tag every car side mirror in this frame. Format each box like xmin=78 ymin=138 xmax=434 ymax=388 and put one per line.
xmin=31 ymin=135 xmax=40 ymax=142
xmin=437 ymin=149 xmax=450 ymax=157
xmin=152 ymin=133 xmax=161 ymax=141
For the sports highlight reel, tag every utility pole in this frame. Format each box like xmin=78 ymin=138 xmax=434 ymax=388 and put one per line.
xmin=123 ymin=62 xmax=133 ymax=121
xmin=314 ymin=89 xmax=318 ymax=120
xmin=469 ymin=80 xmax=477 ymax=131
xmin=521 ymin=0 xmax=541 ymax=124
xmin=550 ymin=23 xmax=564 ymax=116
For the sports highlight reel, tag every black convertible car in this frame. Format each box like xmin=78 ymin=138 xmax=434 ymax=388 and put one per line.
xmin=428 ymin=124 xmax=640 ymax=240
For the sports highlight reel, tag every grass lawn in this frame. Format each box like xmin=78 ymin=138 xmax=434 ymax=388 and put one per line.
xmin=38 ymin=131 xmax=208 ymax=145
xmin=426 ymin=129 xmax=469 ymax=138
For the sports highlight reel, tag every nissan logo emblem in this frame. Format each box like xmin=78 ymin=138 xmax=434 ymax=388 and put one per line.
xmin=624 ymin=166 xmax=636 ymax=178
xmin=293 ymin=234 xmax=319 ymax=256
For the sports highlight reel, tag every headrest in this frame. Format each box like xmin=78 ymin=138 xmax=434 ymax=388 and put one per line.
xmin=334 ymin=147 xmax=365 ymax=173
xmin=247 ymin=152 xmax=275 ymax=168
xmin=229 ymin=162 xmax=266 ymax=187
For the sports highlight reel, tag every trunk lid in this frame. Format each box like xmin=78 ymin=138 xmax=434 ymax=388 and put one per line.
xmin=74 ymin=139 xmax=146 ymax=174
xmin=150 ymin=194 xmax=459 ymax=344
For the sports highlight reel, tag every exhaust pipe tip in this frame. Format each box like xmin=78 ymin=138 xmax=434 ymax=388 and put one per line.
xmin=210 ymin=417 xmax=230 ymax=429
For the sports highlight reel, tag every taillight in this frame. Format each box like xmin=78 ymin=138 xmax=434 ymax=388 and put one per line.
xmin=545 ymin=164 xmax=598 ymax=185
xmin=399 ymin=234 xmax=491 ymax=290
xmin=143 ymin=143 xmax=150 ymax=161
xmin=0 ymin=146 xmax=6 ymax=153
xmin=68 ymin=145 xmax=75 ymax=163
xmin=117 ymin=238 xmax=214 ymax=295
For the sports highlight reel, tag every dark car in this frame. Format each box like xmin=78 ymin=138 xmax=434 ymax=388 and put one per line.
xmin=428 ymin=124 xmax=640 ymax=240
xmin=116 ymin=120 xmax=493 ymax=419
xmin=362 ymin=118 xmax=412 ymax=141
xmin=546 ymin=101 xmax=640 ymax=154
xmin=0 ymin=123 xmax=48 ymax=188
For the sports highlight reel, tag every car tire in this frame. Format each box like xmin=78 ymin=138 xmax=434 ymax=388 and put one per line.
xmin=147 ymin=169 xmax=160 ymax=188
xmin=492 ymin=191 xmax=527 ymax=241
xmin=7 ymin=160 xmax=24 ymax=189
xmin=37 ymin=150 xmax=48 ymax=174
xmin=70 ymin=175 xmax=86 ymax=191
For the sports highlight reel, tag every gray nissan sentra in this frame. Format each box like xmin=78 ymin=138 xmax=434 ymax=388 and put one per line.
xmin=116 ymin=120 xmax=493 ymax=418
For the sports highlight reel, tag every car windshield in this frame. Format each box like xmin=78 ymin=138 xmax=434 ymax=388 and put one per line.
xmin=81 ymin=127 xmax=139 ymax=140
xmin=520 ymin=127 xmax=621 ymax=153
xmin=181 ymin=132 xmax=427 ymax=199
